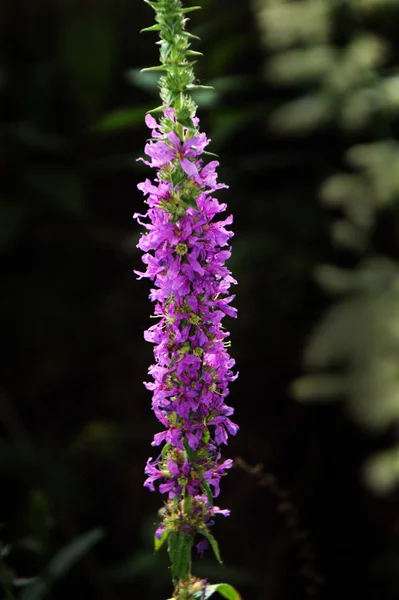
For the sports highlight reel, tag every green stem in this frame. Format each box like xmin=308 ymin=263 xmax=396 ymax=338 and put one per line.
xmin=143 ymin=0 xmax=203 ymax=594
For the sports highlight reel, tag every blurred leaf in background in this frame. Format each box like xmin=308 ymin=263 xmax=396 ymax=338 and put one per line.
xmin=254 ymin=0 xmax=399 ymax=494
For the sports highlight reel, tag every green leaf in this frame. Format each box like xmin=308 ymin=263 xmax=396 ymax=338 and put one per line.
xmin=168 ymin=533 xmax=194 ymax=586
xmin=182 ymin=6 xmax=202 ymax=13
xmin=198 ymin=529 xmax=222 ymax=564
xmin=91 ymin=107 xmax=146 ymax=133
xmin=140 ymin=65 xmax=168 ymax=73
xmin=186 ymin=84 xmax=215 ymax=91
xmin=126 ymin=68 xmax=159 ymax=93
xmin=200 ymin=480 xmax=213 ymax=506
xmin=182 ymin=32 xmax=201 ymax=41
xmin=193 ymin=583 xmax=242 ymax=600
xmin=140 ymin=24 xmax=161 ymax=33
xmin=48 ymin=528 xmax=105 ymax=579
xmin=161 ymin=443 xmax=172 ymax=459
xmin=147 ymin=105 xmax=170 ymax=114
xmin=177 ymin=116 xmax=196 ymax=129
xmin=188 ymin=86 xmax=218 ymax=108
xmin=154 ymin=529 xmax=170 ymax=552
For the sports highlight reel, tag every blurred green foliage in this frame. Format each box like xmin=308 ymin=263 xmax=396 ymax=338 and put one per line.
xmin=254 ymin=0 xmax=399 ymax=496
xmin=0 ymin=488 xmax=104 ymax=600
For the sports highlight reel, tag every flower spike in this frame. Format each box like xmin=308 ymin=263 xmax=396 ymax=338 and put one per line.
xmin=136 ymin=1 xmax=240 ymax=598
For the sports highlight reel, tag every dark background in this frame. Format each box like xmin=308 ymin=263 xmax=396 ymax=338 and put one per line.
xmin=1 ymin=1 xmax=399 ymax=599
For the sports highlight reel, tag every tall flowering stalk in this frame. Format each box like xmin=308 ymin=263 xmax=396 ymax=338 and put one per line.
xmin=136 ymin=1 xmax=240 ymax=598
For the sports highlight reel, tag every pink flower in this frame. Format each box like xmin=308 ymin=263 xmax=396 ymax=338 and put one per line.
xmin=137 ymin=110 xmax=238 ymax=520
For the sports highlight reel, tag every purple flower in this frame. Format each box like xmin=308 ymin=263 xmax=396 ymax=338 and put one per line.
xmin=196 ymin=540 xmax=208 ymax=558
xmin=155 ymin=524 xmax=165 ymax=541
xmin=136 ymin=109 xmax=238 ymax=526
xmin=204 ymin=458 xmax=233 ymax=497
xmin=138 ymin=128 xmax=210 ymax=184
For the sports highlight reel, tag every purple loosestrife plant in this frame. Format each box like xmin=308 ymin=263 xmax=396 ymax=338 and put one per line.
xmin=136 ymin=2 xmax=240 ymax=599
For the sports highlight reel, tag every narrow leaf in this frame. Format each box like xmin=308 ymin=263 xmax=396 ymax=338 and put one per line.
xmin=214 ymin=584 xmax=242 ymax=600
xmin=91 ymin=107 xmax=146 ymax=133
xmin=140 ymin=24 xmax=161 ymax=33
xmin=174 ymin=61 xmax=198 ymax=69
xmin=126 ymin=68 xmax=159 ymax=92
xmin=182 ymin=6 xmax=202 ymax=13
xmin=154 ymin=529 xmax=170 ymax=552
xmin=147 ymin=105 xmax=170 ymax=114
xmin=187 ymin=85 xmax=215 ymax=91
xmin=184 ymin=437 xmax=197 ymax=462
xmin=177 ymin=116 xmax=195 ymax=129
xmin=141 ymin=65 xmax=168 ymax=72
xmin=198 ymin=529 xmax=222 ymax=564
xmin=161 ymin=443 xmax=172 ymax=459
xmin=183 ymin=32 xmax=201 ymax=41
xmin=193 ymin=583 xmax=242 ymax=600
xmin=201 ymin=480 xmax=213 ymax=506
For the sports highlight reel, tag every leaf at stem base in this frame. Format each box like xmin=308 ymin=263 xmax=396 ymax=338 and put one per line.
xmin=193 ymin=583 xmax=242 ymax=600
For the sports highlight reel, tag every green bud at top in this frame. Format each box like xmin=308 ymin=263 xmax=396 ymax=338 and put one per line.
xmin=142 ymin=0 xmax=202 ymax=130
